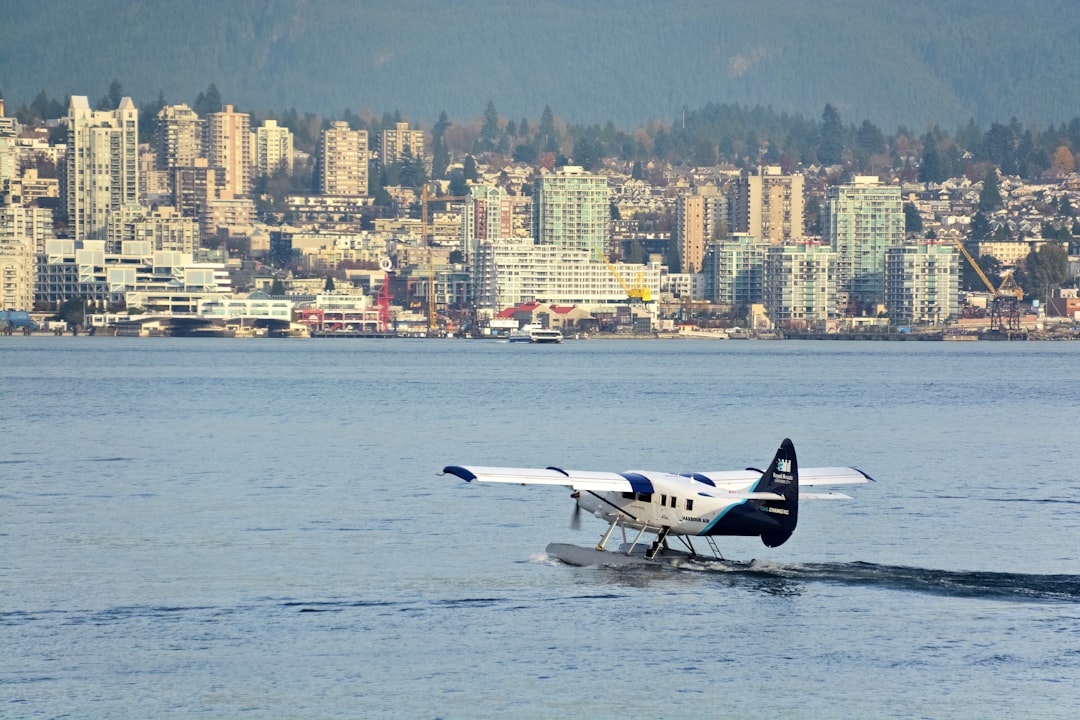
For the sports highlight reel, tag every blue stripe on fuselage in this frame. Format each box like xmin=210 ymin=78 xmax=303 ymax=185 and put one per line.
xmin=619 ymin=472 xmax=654 ymax=494
xmin=698 ymin=499 xmax=747 ymax=535
xmin=697 ymin=470 xmax=766 ymax=535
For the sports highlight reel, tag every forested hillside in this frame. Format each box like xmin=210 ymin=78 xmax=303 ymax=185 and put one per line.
xmin=2 ymin=0 xmax=1078 ymax=130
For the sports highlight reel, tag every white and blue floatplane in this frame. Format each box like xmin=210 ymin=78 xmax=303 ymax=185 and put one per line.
xmin=442 ymin=439 xmax=872 ymax=566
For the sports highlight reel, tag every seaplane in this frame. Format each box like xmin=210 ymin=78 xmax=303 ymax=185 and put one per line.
xmin=441 ymin=438 xmax=872 ymax=566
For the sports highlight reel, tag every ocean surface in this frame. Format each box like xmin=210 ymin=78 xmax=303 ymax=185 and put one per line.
xmin=2 ymin=337 xmax=1079 ymax=719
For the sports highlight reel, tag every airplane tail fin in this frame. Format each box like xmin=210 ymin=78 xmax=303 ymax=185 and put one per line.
xmin=755 ymin=438 xmax=799 ymax=547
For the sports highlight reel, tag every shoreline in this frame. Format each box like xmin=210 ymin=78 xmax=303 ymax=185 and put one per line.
xmin=4 ymin=329 xmax=1078 ymax=342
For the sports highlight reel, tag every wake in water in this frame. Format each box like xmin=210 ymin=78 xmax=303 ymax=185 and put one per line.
xmin=672 ymin=557 xmax=1080 ymax=602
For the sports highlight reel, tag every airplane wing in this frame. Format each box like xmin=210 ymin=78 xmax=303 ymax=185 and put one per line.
xmin=442 ymin=464 xmax=871 ymax=498
xmin=441 ymin=465 xmax=645 ymax=493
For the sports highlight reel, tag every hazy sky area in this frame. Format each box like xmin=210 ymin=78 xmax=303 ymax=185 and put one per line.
xmin=2 ymin=0 xmax=1079 ymax=129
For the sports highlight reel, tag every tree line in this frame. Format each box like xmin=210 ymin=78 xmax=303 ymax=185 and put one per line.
xmin=10 ymin=82 xmax=1080 ymax=184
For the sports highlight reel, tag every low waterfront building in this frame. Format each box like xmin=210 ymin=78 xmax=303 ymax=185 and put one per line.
xmin=491 ymin=300 xmax=595 ymax=335
xmin=198 ymin=293 xmax=294 ymax=321
xmin=37 ymin=239 xmax=231 ymax=310
xmin=472 ymin=237 xmax=662 ymax=312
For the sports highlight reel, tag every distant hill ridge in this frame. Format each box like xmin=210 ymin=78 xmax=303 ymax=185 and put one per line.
xmin=2 ymin=0 xmax=1079 ymax=129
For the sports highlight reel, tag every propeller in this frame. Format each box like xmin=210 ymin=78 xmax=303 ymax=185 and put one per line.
xmin=570 ymin=491 xmax=582 ymax=530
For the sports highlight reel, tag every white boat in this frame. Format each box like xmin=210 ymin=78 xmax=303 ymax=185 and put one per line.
xmin=508 ymin=323 xmax=563 ymax=344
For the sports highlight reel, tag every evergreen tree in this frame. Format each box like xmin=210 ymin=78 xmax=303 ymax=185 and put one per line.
xmin=108 ymin=79 xmax=123 ymax=109
xmin=819 ymin=104 xmax=844 ymax=165
xmin=903 ymin=203 xmax=923 ymax=234
xmin=512 ymin=144 xmax=538 ymax=163
xmin=804 ymin=197 xmax=822 ymax=235
xmin=978 ymin=168 xmax=1002 ymax=212
xmin=692 ymin=138 xmax=718 ymax=167
xmin=856 ymin=119 xmax=885 ymax=155
xmin=538 ymin=105 xmax=558 ymax=153
xmin=193 ymin=83 xmax=222 ymax=116
xmin=1060 ymin=194 xmax=1075 ymax=217
xmin=463 ymin=155 xmax=478 ymax=182
xmin=447 ymin=168 xmax=469 ymax=197
xmin=918 ymin=138 xmax=946 ymax=183
xmin=969 ymin=211 xmax=993 ymax=241
xmin=983 ymin=123 xmax=1017 ymax=175
xmin=324 ymin=275 xmax=335 ymax=291
xmin=1024 ymin=244 xmax=1069 ymax=303
xmin=431 ymin=111 xmax=451 ymax=180
xmin=397 ymin=147 xmax=427 ymax=189
xmin=139 ymin=90 xmax=167 ymax=139
xmin=480 ymin=100 xmax=499 ymax=152
xmin=572 ymin=136 xmax=601 ymax=170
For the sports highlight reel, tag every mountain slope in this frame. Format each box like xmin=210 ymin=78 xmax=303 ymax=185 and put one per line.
xmin=2 ymin=0 xmax=1078 ymax=129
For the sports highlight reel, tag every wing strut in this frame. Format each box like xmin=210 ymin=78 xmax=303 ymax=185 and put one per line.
xmin=596 ymin=517 xmax=622 ymax=551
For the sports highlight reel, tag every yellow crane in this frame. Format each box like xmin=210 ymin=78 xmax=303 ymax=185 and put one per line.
xmin=421 ymin=184 xmax=470 ymax=333
xmin=952 ymin=239 xmax=1022 ymax=331
xmin=952 ymin=239 xmax=1022 ymax=300
xmin=601 ymin=253 xmax=652 ymax=303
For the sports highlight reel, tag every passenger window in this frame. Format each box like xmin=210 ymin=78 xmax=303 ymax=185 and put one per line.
xmin=686 ymin=499 xmax=694 ymax=511
xmin=660 ymin=494 xmax=667 ymax=506
xmin=638 ymin=493 xmax=652 ymax=502
xmin=670 ymin=496 xmax=677 ymax=508
xmin=622 ymin=492 xmax=635 ymax=500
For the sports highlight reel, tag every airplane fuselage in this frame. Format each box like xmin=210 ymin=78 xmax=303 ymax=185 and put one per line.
xmin=576 ymin=471 xmax=788 ymax=538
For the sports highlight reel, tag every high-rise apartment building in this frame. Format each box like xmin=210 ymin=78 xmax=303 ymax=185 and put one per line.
xmin=732 ymin=166 xmax=804 ymax=245
xmin=885 ymin=242 xmax=959 ymax=324
xmin=131 ymin=206 xmax=200 ymax=253
xmin=531 ymin=166 xmax=609 ymax=259
xmin=172 ymin=158 xmax=224 ymax=239
xmin=763 ymin=241 xmax=838 ymax=329
xmin=156 ymin=104 xmax=203 ymax=172
xmin=379 ymin=121 xmax=424 ymax=165
xmin=0 ymin=205 xmax=52 ymax=310
xmin=255 ymin=119 xmax=294 ymax=176
xmin=319 ymin=121 xmax=368 ymax=196
xmin=825 ymin=176 xmax=903 ymax=304
xmin=675 ymin=187 xmax=724 ymax=273
xmin=204 ymin=105 xmax=252 ymax=197
xmin=706 ymin=233 xmax=765 ymax=306
xmin=65 ymin=95 xmax=139 ymax=241
xmin=0 ymin=100 xmax=18 ymax=188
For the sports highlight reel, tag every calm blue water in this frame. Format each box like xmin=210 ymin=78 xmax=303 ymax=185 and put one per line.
xmin=2 ymin=337 xmax=1079 ymax=719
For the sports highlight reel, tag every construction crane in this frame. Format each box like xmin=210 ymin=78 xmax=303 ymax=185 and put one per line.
xmin=421 ymin=184 xmax=470 ymax=333
xmin=952 ymin=239 xmax=1023 ymax=331
xmin=601 ymin=253 xmax=652 ymax=303
xmin=376 ymin=257 xmax=393 ymax=333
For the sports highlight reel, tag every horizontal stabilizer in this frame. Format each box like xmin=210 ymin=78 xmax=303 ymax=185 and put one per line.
xmin=694 ymin=465 xmax=871 ymax=490
xmin=703 ymin=491 xmax=786 ymax=501
xmin=801 ymin=491 xmax=854 ymax=500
